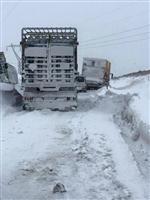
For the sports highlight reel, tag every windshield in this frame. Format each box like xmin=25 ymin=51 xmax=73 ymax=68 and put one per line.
xmin=75 ymin=76 xmax=85 ymax=82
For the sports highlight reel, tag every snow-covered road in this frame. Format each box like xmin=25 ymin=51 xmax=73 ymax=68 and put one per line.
xmin=1 ymin=75 xmax=150 ymax=200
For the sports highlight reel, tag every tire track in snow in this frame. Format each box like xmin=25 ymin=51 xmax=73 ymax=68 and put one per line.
xmin=67 ymin=112 xmax=132 ymax=200
xmin=70 ymin=94 xmax=148 ymax=199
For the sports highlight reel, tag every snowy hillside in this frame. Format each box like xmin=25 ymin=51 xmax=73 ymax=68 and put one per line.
xmin=1 ymin=73 xmax=150 ymax=200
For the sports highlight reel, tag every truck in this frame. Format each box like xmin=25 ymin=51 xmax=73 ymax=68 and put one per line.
xmin=21 ymin=27 xmax=78 ymax=110
xmin=0 ymin=52 xmax=18 ymax=85
xmin=82 ymin=57 xmax=111 ymax=89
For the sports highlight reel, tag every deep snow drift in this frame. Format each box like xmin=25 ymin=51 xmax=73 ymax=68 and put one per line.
xmin=1 ymin=74 xmax=150 ymax=200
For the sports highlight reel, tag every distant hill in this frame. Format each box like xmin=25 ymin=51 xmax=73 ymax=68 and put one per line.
xmin=113 ymin=69 xmax=150 ymax=79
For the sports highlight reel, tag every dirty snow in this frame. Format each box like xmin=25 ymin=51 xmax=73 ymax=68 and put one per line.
xmin=1 ymin=74 xmax=150 ymax=200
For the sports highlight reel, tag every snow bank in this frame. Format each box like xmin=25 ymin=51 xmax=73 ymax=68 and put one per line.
xmin=103 ymin=75 xmax=150 ymax=181
xmin=110 ymin=75 xmax=150 ymax=125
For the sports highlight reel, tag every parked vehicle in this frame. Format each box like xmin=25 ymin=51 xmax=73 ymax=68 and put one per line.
xmin=0 ymin=52 xmax=18 ymax=84
xmin=21 ymin=27 xmax=78 ymax=110
xmin=82 ymin=57 xmax=111 ymax=89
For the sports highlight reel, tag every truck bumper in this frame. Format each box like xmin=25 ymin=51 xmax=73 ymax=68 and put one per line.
xmin=23 ymin=91 xmax=77 ymax=111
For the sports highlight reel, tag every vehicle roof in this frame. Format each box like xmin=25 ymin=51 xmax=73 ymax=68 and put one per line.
xmin=83 ymin=57 xmax=109 ymax=62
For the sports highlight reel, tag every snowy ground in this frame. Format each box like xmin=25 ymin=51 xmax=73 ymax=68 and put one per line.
xmin=1 ymin=74 xmax=150 ymax=200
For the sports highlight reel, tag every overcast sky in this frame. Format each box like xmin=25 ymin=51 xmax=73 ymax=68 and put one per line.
xmin=0 ymin=0 xmax=149 ymax=75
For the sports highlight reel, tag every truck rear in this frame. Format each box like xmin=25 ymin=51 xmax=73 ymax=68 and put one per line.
xmin=21 ymin=27 xmax=78 ymax=110
xmin=82 ymin=57 xmax=111 ymax=89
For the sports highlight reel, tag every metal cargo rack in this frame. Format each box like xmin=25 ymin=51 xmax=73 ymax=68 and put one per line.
xmin=21 ymin=27 xmax=78 ymax=110
xmin=21 ymin=27 xmax=78 ymax=44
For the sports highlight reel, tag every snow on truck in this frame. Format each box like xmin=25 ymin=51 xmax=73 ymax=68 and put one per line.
xmin=82 ymin=58 xmax=111 ymax=89
xmin=21 ymin=27 xmax=78 ymax=110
